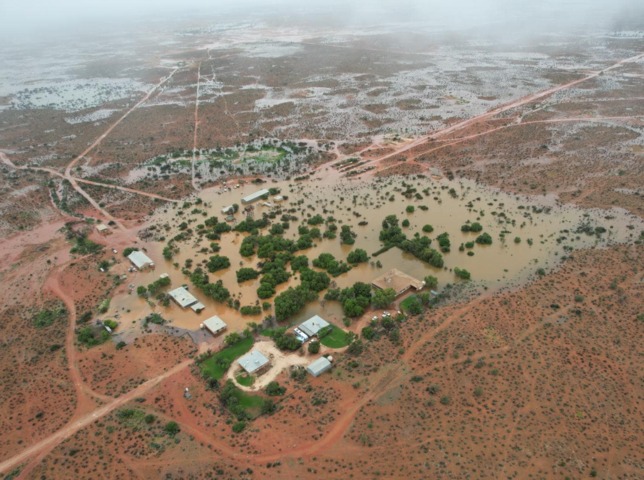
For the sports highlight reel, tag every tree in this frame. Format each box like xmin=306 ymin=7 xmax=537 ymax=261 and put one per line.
xmin=300 ymin=268 xmax=330 ymax=292
xmin=136 ymin=285 xmax=147 ymax=297
xmin=164 ymin=421 xmax=180 ymax=436
xmin=454 ymin=267 xmax=471 ymax=280
xmin=308 ymin=340 xmax=320 ymax=354
xmin=372 ymin=288 xmax=396 ymax=309
xmin=236 ymin=267 xmax=259 ymax=283
xmin=347 ymin=248 xmax=369 ymax=265
xmin=475 ymin=232 xmax=492 ymax=245
xmin=274 ymin=287 xmax=317 ymax=321
xmin=265 ymin=381 xmax=286 ymax=396
xmin=424 ymin=275 xmax=438 ymax=289
xmin=207 ymin=255 xmax=231 ymax=272
xmin=404 ymin=296 xmax=423 ymax=315
xmin=340 ymin=225 xmax=356 ymax=245
xmin=406 ymin=205 xmax=415 ymax=213
xmin=422 ymin=224 xmax=434 ymax=233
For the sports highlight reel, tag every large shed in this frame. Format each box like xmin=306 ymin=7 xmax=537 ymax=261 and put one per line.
xmin=238 ymin=350 xmax=270 ymax=375
xmin=168 ymin=286 xmax=198 ymax=309
xmin=297 ymin=315 xmax=330 ymax=339
xmin=202 ymin=315 xmax=227 ymax=335
xmin=241 ymin=188 xmax=270 ymax=204
xmin=372 ymin=269 xmax=424 ymax=297
xmin=306 ymin=356 xmax=333 ymax=377
xmin=127 ymin=251 xmax=154 ymax=270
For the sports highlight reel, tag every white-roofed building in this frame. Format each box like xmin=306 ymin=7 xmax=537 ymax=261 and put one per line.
xmin=168 ymin=286 xmax=198 ymax=309
xmin=238 ymin=350 xmax=270 ymax=375
xmin=202 ymin=315 xmax=227 ymax=336
xmin=127 ymin=251 xmax=154 ymax=270
xmin=298 ymin=315 xmax=330 ymax=338
xmin=306 ymin=356 xmax=333 ymax=377
xmin=95 ymin=224 xmax=109 ymax=235
xmin=241 ymin=188 xmax=270 ymax=204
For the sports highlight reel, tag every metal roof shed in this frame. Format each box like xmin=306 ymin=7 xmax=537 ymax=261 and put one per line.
xmin=298 ymin=315 xmax=330 ymax=338
xmin=168 ymin=286 xmax=198 ymax=308
xmin=306 ymin=356 xmax=332 ymax=377
xmin=127 ymin=251 xmax=154 ymax=270
xmin=202 ymin=315 xmax=227 ymax=335
xmin=241 ymin=188 xmax=270 ymax=204
xmin=238 ymin=350 xmax=270 ymax=375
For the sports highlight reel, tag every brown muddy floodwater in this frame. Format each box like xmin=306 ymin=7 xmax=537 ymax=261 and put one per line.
xmin=106 ymin=171 xmax=642 ymax=335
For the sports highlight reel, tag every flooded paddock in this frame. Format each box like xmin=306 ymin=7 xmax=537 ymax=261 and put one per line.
xmin=106 ymin=172 xmax=642 ymax=334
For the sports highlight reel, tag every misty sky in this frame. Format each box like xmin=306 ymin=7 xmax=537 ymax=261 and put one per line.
xmin=1 ymin=0 xmax=642 ymax=41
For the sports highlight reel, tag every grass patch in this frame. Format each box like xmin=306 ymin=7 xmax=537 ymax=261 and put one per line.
xmin=199 ymin=336 xmax=254 ymax=380
xmin=400 ymin=295 xmax=418 ymax=311
xmin=235 ymin=373 xmax=255 ymax=387
xmin=319 ymin=325 xmax=352 ymax=348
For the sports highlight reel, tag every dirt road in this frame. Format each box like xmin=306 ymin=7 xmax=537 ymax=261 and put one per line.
xmin=369 ymin=52 xmax=644 ymax=166
xmin=0 ymin=360 xmax=192 ymax=476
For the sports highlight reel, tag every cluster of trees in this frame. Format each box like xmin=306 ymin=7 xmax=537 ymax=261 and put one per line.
xmin=257 ymin=255 xmax=291 ymax=299
xmin=361 ymin=312 xmax=404 ymax=343
xmin=234 ymin=217 xmax=269 ymax=233
xmin=274 ymin=286 xmax=317 ymax=321
xmin=372 ymin=287 xmax=396 ymax=309
xmin=190 ymin=267 xmax=230 ymax=302
xmin=312 ymin=253 xmax=352 ymax=277
xmin=147 ymin=275 xmax=171 ymax=294
xmin=399 ymin=236 xmax=444 ymax=268
xmin=299 ymin=268 xmax=331 ymax=292
xmin=461 ymin=222 xmax=483 ymax=233
xmin=436 ymin=232 xmax=450 ymax=253
xmin=207 ymin=255 xmax=230 ymax=272
xmin=236 ymin=267 xmax=259 ymax=283
xmin=240 ymin=305 xmax=262 ymax=316
xmin=475 ymin=233 xmax=493 ymax=245
xmin=340 ymin=225 xmax=357 ymax=245
xmin=347 ymin=248 xmax=369 ymax=265
xmin=325 ymin=282 xmax=372 ymax=317
xmin=379 ymin=215 xmax=406 ymax=246
xmin=267 ymin=326 xmax=302 ymax=350
xmin=454 ymin=267 xmax=471 ymax=280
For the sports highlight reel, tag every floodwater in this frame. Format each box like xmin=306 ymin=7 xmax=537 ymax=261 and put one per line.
xmin=107 ymin=171 xmax=642 ymax=334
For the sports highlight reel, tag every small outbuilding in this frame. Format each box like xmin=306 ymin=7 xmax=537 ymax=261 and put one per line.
xmin=201 ymin=315 xmax=227 ymax=336
xmin=95 ymin=224 xmax=110 ymax=235
xmin=238 ymin=350 xmax=270 ymax=375
xmin=306 ymin=356 xmax=333 ymax=377
xmin=168 ymin=286 xmax=199 ymax=309
xmin=127 ymin=251 xmax=155 ymax=270
xmin=241 ymin=188 xmax=270 ymax=204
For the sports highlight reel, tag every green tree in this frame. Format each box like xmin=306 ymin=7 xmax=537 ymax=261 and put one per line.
xmin=347 ymin=248 xmax=369 ymax=265
xmin=424 ymin=275 xmax=438 ymax=289
xmin=207 ymin=255 xmax=231 ymax=272
xmin=308 ymin=340 xmax=320 ymax=354
xmin=372 ymin=287 xmax=396 ymax=309
xmin=164 ymin=421 xmax=180 ymax=436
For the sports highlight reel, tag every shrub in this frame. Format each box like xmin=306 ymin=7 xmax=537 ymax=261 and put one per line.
xmin=308 ymin=341 xmax=320 ymax=354
xmin=454 ymin=267 xmax=471 ymax=280
xmin=265 ymin=381 xmax=286 ymax=396
xmin=232 ymin=421 xmax=246 ymax=433
xmin=164 ymin=421 xmax=180 ymax=436
xmin=475 ymin=233 xmax=493 ymax=245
